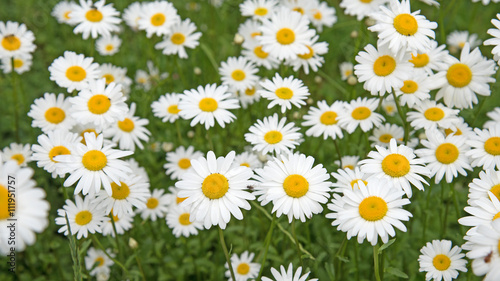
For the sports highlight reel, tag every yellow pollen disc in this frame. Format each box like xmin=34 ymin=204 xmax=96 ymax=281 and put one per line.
xmin=358 ymin=196 xmax=388 ymax=221
xmin=298 ymin=45 xmax=314 ymax=60
xmin=240 ymin=162 xmax=250 ymax=167
xmin=360 ymin=0 xmax=373 ymax=3
xmin=275 ymin=87 xmax=293 ymax=99
xmin=254 ymin=7 xmax=268 ymax=16
xmin=49 ymin=146 xmax=71 ymax=162
xmin=253 ymin=45 xmax=269 ymax=59
xmin=409 ymin=53 xmax=429 ymax=68
xmin=176 ymin=196 xmax=187 ymax=204
xmin=283 ymin=174 xmax=309 ymax=198
xmin=64 ymin=11 xmax=71 ymax=20
xmin=105 ymin=44 xmax=114 ymax=51
xmin=432 ymin=254 xmax=451 ymax=271
xmin=1 ymin=35 xmax=21 ymax=51
xmin=13 ymin=58 xmax=23 ymax=68
xmin=150 ymin=13 xmax=166 ymax=26
xmin=393 ymin=13 xmax=418 ymax=36
xmin=458 ymin=42 xmax=465 ymax=48
xmin=75 ymin=210 xmax=93 ymax=226
xmin=44 ymin=107 xmax=66 ymax=124
xmin=484 ymin=137 xmax=500 ymax=156
xmin=95 ymin=257 xmax=104 ymax=267
xmin=147 ymin=197 xmax=159 ymax=210
xmin=373 ymin=55 xmax=396 ymax=77
xmin=446 ymin=63 xmax=472 ymax=88
xmin=344 ymin=165 xmax=354 ymax=170
xmin=351 ymin=106 xmax=371 ymax=120
xmin=11 ymin=154 xmax=24 ymax=165
xmin=82 ymin=150 xmax=107 ymax=171
xmin=199 ymin=97 xmax=218 ymax=112
xmin=179 ymin=213 xmax=191 ymax=225
xmin=400 ymin=80 xmax=418 ymax=94
xmin=237 ymin=263 xmax=250 ymax=275
xmin=167 ymin=104 xmax=180 ymax=114
xmin=85 ymin=9 xmax=103 ymax=22
xmin=435 ymin=143 xmax=459 ymax=164
xmin=350 ymin=179 xmax=367 ymax=189
xmin=379 ymin=134 xmax=393 ymax=143
xmin=111 ymin=212 xmax=119 ymax=222
xmin=264 ymin=130 xmax=283 ymax=144
xmin=102 ymin=74 xmax=114 ymax=84
xmin=444 ymin=128 xmax=462 ymax=136
xmin=65 ymin=65 xmax=87 ymax=82
xmin=424 ymin=107 xmax=445 ymax=121
xmin=490 ymin=184 xmax=500 ymax=201
xmin=87 ymin=94 xmax=111 ymax=115
xmin=171 ymin=33 xmax=185 ymax=45
xmin=320 ymin=111 xmax=338 ymax=125
xmin=244 ymin=87 xmax=256 ymax=96
xmin=251 ymin=32 xmax=262 ymax=38
xmin=313 ymin=10 xmax=322 ymax=20
xmin=293 ymin=7 xmax=304 ymax=14
xmin=231 ymin=69 xmax=246 ymax=81
xmin=80 ymin=129 xmax=97 ymax=145
xmin=382 ymin=154 xmax=410 ymax=178
xmin=202 ymin=173 xmax=229 ymax=199
xmin=276 ymin=28 xmax=295 ymax=45
xmin=118 ymin=118 xmax=135 ymax=133
xmin=111 ymin=182 xmax=130 ymax=200
xmin=0 ymin=184 xmax=11 ymax=220
xmin=178 ymin=158 xmax=191 ymax=169
xmin=344 ymin=70 xmax=353 ymax=77
xmin=493 ymin=212 xmax=500 ymax=221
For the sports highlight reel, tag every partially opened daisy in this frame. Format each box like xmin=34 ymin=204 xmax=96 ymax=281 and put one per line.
xmin=164 ymin=146 xmax=203 ymax=180
xmin=55 ymin=195 xmax=106 ymax=239
xmin=360 ymin=139 xmax=430 ymax=198
xmin=467 ymin=169 xmax=500 ymax=206
xmin=27 ymin=92 xmax=75 ymax=133
xmin=52 ymin=1 xmax=78 ymax=25
xmin=331 ymin=166 xmax=368 ymax=193
xmin=368 ymin=123 xmax=404 ymax=148
xmin=302 ymin=100 xmax=344 ymax=140
xmin=225 ymin=251 xmax=260 ymax=281
xmin=406 ymin=100 xmax=460 ymax=131
xmin=337 ymin=97 xmax=385 ymax=133
xmin=286 ymin=35 xmax=328 ymax=74
xmin=95 ymin=35 xmax=122 ymax=56
xmin=245 ymin=113 xmax=302 ymax=155
xmin=240 ymin=0 xmax=278 ymax=21
xmin=137 ymin=0 xmax=180 ymax=38
xmin=55 ymin=133 xmax=133 ymax=195
xmin=0 ymin=21 xmax=36 ymax=58
xmin=262 ymin=263 xmax=317 ymax=281
xmin=219 ymin=56 xmax=259 ymax=92
xmin=68 ymin=0 xmax=121 ymax=39
xmin=175 ymin=151 xmax=255 ymax=229
xmin=233 ymin=151 xmax=262 ymax=170
xmin=447 ymin=31 xmax=482 ymax=51
xmin=155 ymin=18 xmax=202 ymax=59
xmin=418 ymin=240 xmax=467 ymax=281
xmin=122 ymin=2 xmax=143 ymax=31
xmin=339 ymin=0 xmax=389 ymax=21
xmin=165 ymin=204 xmax=203 ymax=237
xmin=409 ymin=40 xmax=449 ymax=75
xmin=254 ymin=152 xmax=331 ymax=222
xmin=178 ymin=84 xmax=240 ymax=130
xmin=326 ymin=178 xmax=412 ymax=245
xmin=1 ymin=143 xmax=32 ymax=167
xmin=139 ymin=188 xmax=170 ymax=221
xmin=258 ymin=73 xmax=309 ymax=113
xmin=466 ymin=124 xmax=500 ymax=170
xmin=151 ymin=93 xmax=182 ymax=123
xmin=48 ymin=51 xmax=100 ymax=93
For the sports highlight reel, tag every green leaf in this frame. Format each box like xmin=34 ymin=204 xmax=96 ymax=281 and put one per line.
xmin=385 ymin=267 xmax=409 ymax=279
xmin=378 ymin=239 xmax=396 ymax=254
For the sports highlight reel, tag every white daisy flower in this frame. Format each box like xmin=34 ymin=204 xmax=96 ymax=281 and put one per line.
xmin=238 ymin=19 xmax=263 ymax=49
xmin=368 ymin=123 xmax=404 ymax=148
xmin=164 ymin=146 xmax=203 ymax=181
xmin=245 ymin=113 xmax=302 ymax=155
xmin=232 ymin=151 xmax=262 ymax=170
xmin=409 ymin=40 xmax=449 ymax=75
xmin=258 ymin=73 xmax=309 ymax=113
xmin=178 ymin=84 xmax=240 ymax=130
xmin=139 ymin=188 xmax=170 ymax=221
xmin=306 ymin=0 xmax=337 ymax=33
xmin=467 ymin=169 xmax=500 ymax=206
xmin=242 ymin=41 xmax=280 ymax=70
xmin=164 ymin=186 xmax=189 ymax=209
xmin=262 ymin=263 xmax=317 ymax=281
xmin=0 ymin=52 xmax=32 ymax=74
xmin=236 ymin=83 xmax=262 ymax=109
xmin=95 ymin=35 xmax=121 ymax=56
xmin=337 ymin=97 xmax=385 ymax=133
xmin=406 ymin=100 xmax=460 ymax=131
xmin=339 ymin=61 xmax=354 ymax=81
xmin=137 ymin=0 xmax=180 ymax=38
xmin=418 ymin=240 xmax=467 ymax=281
xmin=286 ymin=35 xmax=328 ymax=74
xmin=484 ymin=107 xmax=500 ymax=129
xmin=1 ymin=143 xmax=31 ymax=167
xmin=175 ymin=151 xmax=256 ymax=229
xmin=69 ymin=0 xmax=121 ymax=40
xmin=219 ymin=56 xmax=259 ymax=92
xmin=334 ymin=155 xmax=360 ymax=170
xmin=464 ymin=219 xmax=500 ymax=281
xmin=104 ymin=102 xmax=151 ymax=151
xmin=155 ymin=18 xmax=202 ymax=59
xmin=418 ymin=0 xmax=440 ymax=7
xmin=472 ymin=0 xmax=500 ymax=4
xmin=447 ymin=30 xmax=482 ymax=51
xmin=339 ymin=0 xmax=389 ymax=21
xmin=55 ymin=195 xmax=106 ymax=239
xmin=71 ymin=123 xmax=106 ymax=146
xmin=69 ymin=78 xmax=128 ymax=129
xmin=326 ymin=178 xmax=412 ymax=246
xmin=165 ymin=205 xmax=203 ymax=237
xmin=394 ymin=72 xmax=435 ymax=108
xmin=485 ymin=14 xmax=500 ymax=61
xmin=151 ymin=93 xmax=182 ymax=123
xmin=98 ymin=63 xmax=132 ymax=96
xmin=27 ymin=92 xmax=75 ymax=133
xmin=240 ymin=0 xmax=278 ymax=21
xmin=459 ymin=192 xmax=500 ymax=235
xmin=466 ymin=124 xmax=500 ymax=170
xmin=381 ymin=95 xmax=398 ymax=117
xmin=48 ymin=51 xmax=100 ymax=93
xmin=84 ymin=247 xmax=114 ymax=277
xmin=441 ymin=117 xmax=474 ymax=139
xmin=331 ymin=166 xmax=368 ymax=193
xmin=282 ymin=0 xmax=315 ymax=16
xmin=52 ymin=1 xmax=78 ymax=25
xmin=122 ymin=2 xmax=143 ymax=31
xmin=225 ymin=251 xmax=261 ymax=281
xmin=416 ymin=129 xmax=472 ymax=183
xmin=254 ymin=152 xmax=331 ymax=222
xmin=101 ymin=211 xmax=134 ymax=237
xmin=302 ymin=100 xmax=344 ymax=140
xmin=0 ymin=21 xmax=36 ymax=58
xmin=55 ymin=133 xmax=133 ymax=196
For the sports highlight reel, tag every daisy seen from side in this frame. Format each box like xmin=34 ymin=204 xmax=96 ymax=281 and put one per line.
xmin=468 ymin=169 xmax=500 ymax=206
xmin=1 ymin=143 xmax=31 ymax=167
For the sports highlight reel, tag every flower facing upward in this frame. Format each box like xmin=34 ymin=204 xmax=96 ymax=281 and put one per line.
xmin=466 ymin=124 xmax=500 ymax=170
xmin=258 ymin=73 xmax=310 ymax=113
xmin=418 ymin=240 xmax=467 ymax=281
xmin=286 ymin=35 xmax=329 ymax=74
xmin=28 ymin=93 xmax=75 ymax=133
xmin=302 ymin=100 xmax=344 ymax=140
xmin=155 ymin=18 xmax=202 ymax=59
xmin=139 ymin=188 xmax=170 ymax=221
xmin=224 ymin=251 xmax=261 ymax=281
xmin=48 ymin=51 xmax=100 ymax=93
xmin=240 ymin=0 xmax=278 ymax=21
xmin=339 ymin=0 xmax=389 ymax=21
xmin=96 ymin=35 xmax=122 ymax=56
xmin=104 ymin=102 xmax=151 ymax=151
xmin=166 ymin=204 xmax=203 ymax=237
xmin=55 ymin=195 xmax=106 ymax=239
xmin=338 ymin=97 xmax=385 ymax=133
xmin=0 ymin=21 xmax=36 ymax=58
xmin=84 ymin=247 xmax=115 ymax=277
xmin=1 ymin=53 xmax=32 ymax=74
xmin=262 ymin=263 xmax=318 ymax=281
xmin=219 ymin=56 xmax=259 ymax=92
xmin=52 ymin=1 xmax=78 ymax=25
xmin=151 ymin=93 xmax=182 ymax=123
xmin=137 ymin=0 xmax=180 ymax=38
xmin=406 ymin=100 xmax=460 ymax=131
xmin=368 ymin=123 xmax=404 ymax=148
xmin=69 ymin=0 xmax=121 ymax=40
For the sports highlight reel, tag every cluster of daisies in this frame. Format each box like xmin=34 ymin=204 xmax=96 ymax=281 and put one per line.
xmin=0 ymin=21 xmax=35 ymax=74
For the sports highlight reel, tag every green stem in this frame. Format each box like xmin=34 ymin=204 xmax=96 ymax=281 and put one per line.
xmin=175 ymin=121 xmax=183 ymax=145
xmin=109 ymin=214 xmax=123 ymax=260
xmin=256 ymin=216 xmax=276 ymax=280
xmin=373 ymin=244 xmax=381 ymax=281
xmin=134 ymin=248 xmax=147 ymax=281
xmin=421 ymin=184 xmax=433 ymax=243
xmin=333 ymin=138 xmax=343 ymax=167
xmin=10 ymin=60 xmax=20 ymax=142
xmin=440 ymin=183 xmax=450 ymax=237
xmin=449 ymin=182 xmax=464 ymax=235
xmin=91 ymin=235 xmax=129 ymax=276
xmin=334 ymin=236 xmax=348 ymax=281
xmin=291 ymin=219 xmax=304 ymax=269
xmin=391 ymin=91 xmax=408 ymax=144
xmin=219 ymin=227 xmax=236 ymax=281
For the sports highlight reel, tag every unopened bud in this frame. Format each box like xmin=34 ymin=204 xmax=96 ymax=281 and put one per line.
xmin=234 ymin=33 xmax=244 ymax=45
xmin=162 ymin=142 xmax=174 ymax=152
xmin=187 ymin=130 xmax=195 ymax=138
xmin=365 ymin=18 xmax=376 ymax=27
xmin=129 ymin=237 xmax=138 ymax=249
xmin=292 ymin=111 xmax=300 ymax=119
xmin=350 ymin=30 xmax=358 ymax=38
xmin=307 ymin=98 xmax=314 ymax=105
xmin=347 ymin=75 xmax=357 ymax=85
xmin=194 ymin=67 xmax=202 ymax=75
xmin=314 ymin=75 xmax=322 ymax=84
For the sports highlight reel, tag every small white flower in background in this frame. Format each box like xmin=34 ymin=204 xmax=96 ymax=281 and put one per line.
xmin=409 ymin=40 xmax=449 ymax=76
xmin=104 ymin=102 xmax=151 ymax=151
xmin=331 ymin=166 xmax=367 ymax=193
xmin=1 ymin=143 xmax=32 ymax=167
xmin=84 ymin=247 xmax=114 ymax=277
xmin=101 ymin=211 xmax=134 ymax=237
xmin=447 ymin=30 xmax=482 ymax=51
xmin=165 ymin=204 xmax=204 ymax=238
xmin=394 ymin=72 xmax=435 ymax=109
xmin=339 ymin=61 xmax=354 ymax=81
xmin=95 ymin=35 xmax=121 ymax=56
xmin=224 ymin=251 xmax=261 ymax=281
xmin=139 ymin=188 xmax=170 ymax=221
xmin=286 ymin=35 xmax=328 ymax=74
xmin=52 ymin=1 xmax=78 ymax=25
xmin=1 ymin=53 xmax=32 ymax=74
xmin=155 ymin=18 xmax=202 ymax=59
xmin=236 ymin=83 xmax=262 ymax=109
xmin=368 ymin=123 xmax=404 ymax=148
xmin=418 ymin=240 xmax=467 ymax=281
xmin=151 ymin=93 xmax=182 ymax=123
xmin=219 ymin=56 xmax=259 ymax=92
xmin=406 ymin=100 xmax=460 ymax=132
xmin=68 ymin=0 xmax=121 ymax=40
xmin=262 ymin=263 xmax=318 ymax=281
xmin=339 ymin=0 xmax=389 ymax=21
xmin=98 ymin=63 xmax=132 ymax=96
xmin=164 ymin=146 xmax=203 ymax=181
xmin=238 ymin=19 xmax=263 ymax=49
xmin=334 ymin=155 xmax=360 ymax=170
xmin=337 ymin=97 xmax=385 ymax=133
xmin=239 ymin=0 xmax=278 ymax=21
xmin=306 ymin=0 xmax=337 ymax=33
xmin=122 ymin=2 xmax=144 ymax=31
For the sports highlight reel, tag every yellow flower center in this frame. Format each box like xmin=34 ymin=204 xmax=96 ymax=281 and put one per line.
xmin=373 ymin=55 xmax=396 ymax=77
xmin=179 ymin=213 xmax=191 ymax=225
xmin=176 ymin=196 xmax=187 ymax=204
xmin=237 ymin=263 xmax=250 ymax=275
xmin=409 ymin=53 xmax=429 ymax=68
xmin=102 ymin=74 xmax=115 ymax=84
xmin=202 ymin=173 xmax=229 ymax=199
xmin=382 ymin=154 xmax=410 ymax=178
xmin=105 ymin=44 xmax=114 ymax=51
xmin=350 ymin=179 xmax=367 ymax=189
xmin=276 ymin=28 xmax=295 ymax=45
xmin=82 ymin=150 xmax=107 ymax=171
xmin=379 ymin=134 xmax=393 ymax=143
xmin=298 ymin=45 xmax=314 ymax=60
xmin=118 ymin=118 xmax=135 ymax=133
xmin=313 ymin=10 xmax=322 ymax=20
xmin=65 ymin=66 xmax=87 ymax=82
xmin=283 ymin=174 xmax=309 ymax=198
xmin=458 ymin=42 xmax=465 ymax=48
xmin=13 ymin=58 xmax=23 ymax=68
xmin=244 ymin=87 xmax=256 ymax=96
xmin=146 ymin=198 xmax=159 ymax=209
xmin=293 ymin=7 xmax=304 ymax=14
xmin=320 ymin=111 xmax=338 ymax=125
xmin=49 ymin=146 xmax=71 ymax=162
xmin=94 ymin=257 xmax=104 ymax=267
xmin=251 ymin=32 xmax=262 ymax=38
xmin=240 ymin=162 xmax=250 ymax=167
xmin=446 ymin=63 xmax=472 ymax=88
xmin=178 ymin=158 xmax=191 ymax=169
xmin=275 ymin=87 xmax=293 ymax=99
xmin=151 ymin=13 xmax=166 ymax=26
xmin=484 ymin=137 xmax=500 ymax=156
xmin=167 ymin=104 xmax=180 ymax=114
xmin=493 ymin=212 xmax=500 ymax=221
xmin=432 ymin=254 xmax=451 ymax=271
xmin=171 ymin=33 xmax=185 ymax=45
xmin=0 ymin=184 xmax=11 ymax=220
xmin=111 ymin=181 xmax=130 ymax=200
xmin=44 ymin=107 xmax=66 ymax=124
xmin=359 ymin=196 xmax=388 ymax=221
xmin=490 ymin=184 xmax=500 ymax=201
xmin=264 ymin=130 xmax=283 ymax=144
xmin=75 ymin=210 xmax=93 ymax=226
xmin=344 ymin=165 xmax=354 ymax=170
xmin=393 ymin=14 xmax=418 ymax=36
xmin=360 ymin=0 xmax=373 ymax=3
xmin=85 ymin=9 xmax=103 ymax=22
xmin=254 ymin=7 xmax=268 ymax=16
xmin=351 ymin=106 xmax=371 ymax=120
xmin=435 ymin=143 xmax=459 ymax=164
xmin=400 ymin=80 xmax=418 ymax=94
xmin=80 ymin=129 xmax=97 ymax=145
xmin=444 ymin=128 xmax=462 ymax=136
xmin=253 ymin=46 xmax=269 ymax=59
xmin=11 ymin=154 xmax=24 ymax=165
xmin=231 ymin=69 xmax=246 ymax=81
xmin=64 ymin=11 xmax=71 ymax=20
xmin=424 ymin=107 xmax=445 ymax=121
xmin=1 ymin=35 xmax=21 ymax=51
xmin=199 ymin=97 xmax=218 ymax=112
xmin=87 ymin=94 xmax=111 ymax=115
